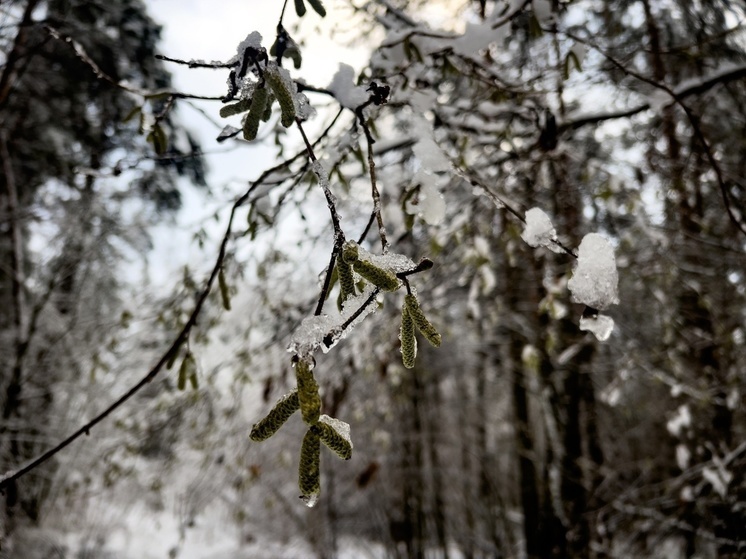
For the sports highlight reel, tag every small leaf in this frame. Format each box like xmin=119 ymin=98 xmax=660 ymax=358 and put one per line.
xmin=218 ymin=268 xmax=231 ymax=311
xmin=147 ymin=123 xmax=168 ymax=155
xmin=177 ymin=352 xmax=197 ymax=391
xmin=216 ymin=125 xmax=241 ymax=142
xmin=307 ymin=0 xmax=326 ymax=17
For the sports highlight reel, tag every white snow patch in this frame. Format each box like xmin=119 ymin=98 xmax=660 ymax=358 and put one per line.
xmin=521 ymin=207 xmax=563 ymax=253
xmin=567 ymin=233 xmax=619 ymax=310
xmin=579 ymin=313 xmax=615 ymax=341
xmin=666 ymin=404 xmax=691 ymax=437
xmin=328 ymin=63 xmax=368 ymax=109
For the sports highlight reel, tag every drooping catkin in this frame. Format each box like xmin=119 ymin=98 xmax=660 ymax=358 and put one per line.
xmin=337 ymin=259 xmax=356 ymax=308
xmin=219 ymin=98 xmax=252 ymax=118
xmin=400 ymin=305 xmax=417 ymax=369
xmin=313 ymin=422 xmax=352 ymax=460
xmin=249 ymin=391 xmax=300 ymax=442
xmin=405 ymin=294 xmax=442 ymax=347
xmin=298 ymin=428 xmax=320 ymax=501
xmin=341 ymin=240 xmax=359 ymax=264
xmin=294 ymin=0 xmax=306 ymax=17
xmin=353 ymin=259 xmax=399 ymax=291
xmin=295 ymin=358 xmax=321 ymax=425
xmin=264 ymin=64 xmax=296 ymax=128
xmin=242 ymin=85 xmax=269 ymax=141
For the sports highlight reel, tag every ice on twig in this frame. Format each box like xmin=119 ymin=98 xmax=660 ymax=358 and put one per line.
xmin=521 ymin=207 xmax=563 ymax=253
xmin=568 ymin=233 xmax=619 ymax=310
xmin=579 ymin=314 xmax=615 ymax=341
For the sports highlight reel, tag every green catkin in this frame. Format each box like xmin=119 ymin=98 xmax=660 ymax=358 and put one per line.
xmin=242 ymin=85 xmax=269 ymax=141
xmin=298 ymin=428 xmax=321 ymax=500
xmin=405 ymin=294 xmax=442 ymax=347
xmin=294 ymin=0 xmax=307 ymax=17
xmin=337 ymin=259 xmax=356 ymax=308
xmin=261 ymin=92 xmax=275 ymax=122
xmin=218 ymin=268 xmax=231 ymax=311
xmin=341 ymin=240 xmax=359 ymax=264
xmin=313 ymin=422 xmax=352 ymax=460
xmin=249 ymin=391 xmax=300 ymax=441
xmin=177 ymin=352 xmax=197 ymax=391
xmin=264 ymin=65 xmax=296 ymax=128
xmin=219 ymin=98 xmax=252 ymax=118
xmin=400 ymin=306 xmax=417 ymax=369
xmin=295 ymin=358 xmax=321 ymax=425
xmin=353 ymin=260 xmax=399 ymax=291
xmin=306 ymin=0 xmax=327 ymax=17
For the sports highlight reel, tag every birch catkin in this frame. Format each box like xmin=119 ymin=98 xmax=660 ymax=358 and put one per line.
xmin=295 ymin=358 xmax=321 ymax=425
xmin=249 ymin=391 xmax=300 ymax=442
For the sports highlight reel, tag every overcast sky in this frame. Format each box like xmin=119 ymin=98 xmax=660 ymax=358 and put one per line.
xmin=140 ymin=0 xmax=368 ymax=287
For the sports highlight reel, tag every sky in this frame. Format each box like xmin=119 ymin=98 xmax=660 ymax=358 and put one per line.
xmin=142 ymin=0 xmax=370 ymax=287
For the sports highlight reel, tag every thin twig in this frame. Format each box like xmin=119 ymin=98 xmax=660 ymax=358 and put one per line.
xmin=355 ymin=101 xmax=390 ymax=253
xmin=0 ymin=151 xmax=313 ymax=491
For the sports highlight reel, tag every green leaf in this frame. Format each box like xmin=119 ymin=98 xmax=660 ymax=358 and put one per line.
xmin=218 ymin=268 xmax=231 ymax=311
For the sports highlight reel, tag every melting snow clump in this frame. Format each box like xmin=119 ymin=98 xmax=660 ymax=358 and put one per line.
xmin=328 ymin=64 xmax=369 ymax=109
xmin=579 ymin=314 xmax=615 ymax=342
xmin=568 ymin=233 xmax=619 ymax=310
xmin=522 ymin=207 xmax=563 ymax=253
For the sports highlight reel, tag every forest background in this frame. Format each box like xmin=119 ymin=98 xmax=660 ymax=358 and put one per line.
xmin=0 ymin=0 xmax=745 ymax=558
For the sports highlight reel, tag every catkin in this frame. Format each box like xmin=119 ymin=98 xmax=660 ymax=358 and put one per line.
xmin=298 ymin=428 xmax=321 ymax=499
xmin=294 ymin=0 xmax=307 ymax=17
xmin=219 ymin=98 xmax=252 ymax=118
xmin=400 ymin=306 xmax=417 ymax=369
xmin=405 ymin=294 xmax=442 ymax=347
xmin=242 ymin=85 xmax=269 ymax=141
xmin=313 ymin=422 xmax=352 ymax=460
xmin=249 ymin=391 xmax=300 ymax=442
xmin=337 ymin=260 xmax=356 ymax=307
xmin=353 ymin=260 xmax=399 ymax=291
xmin=296 ymin=359 xmax=321 ymax=425
xmin=341 ymin=241 xmax=359 ymax=264
xmin=264 ymin=64 xmax=296 ymax=128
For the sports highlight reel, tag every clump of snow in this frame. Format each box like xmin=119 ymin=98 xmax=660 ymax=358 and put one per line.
xmin=666 ymin=404 xmax=691 ymax=437
xmin=328 ymin=64 xmax=369 ymax=109
xmin=453 ymin=21 xmax=509 ymax=56
xmin=521 ymin=207 xmax=563 ymax=253
xmin=301 ymin=491 xmax=320 ymax=508
xmin=405 ymin=170 xmax=446 ymax=225
xmin=319 ymin=415 xmax=352 ymax=448
xmin=232 ymin=31 xmax=263 ymax=61
xmin=288 ymin=283 xmax=380 ymax=358
xmin=567 ymin=233 xmax=619 ymax=310
xmin=579 ymin=314 xmax=615 ymax=341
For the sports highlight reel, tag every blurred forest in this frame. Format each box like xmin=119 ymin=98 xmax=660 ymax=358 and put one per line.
xmin=1 ymin=0 xmax=745 ymax=558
